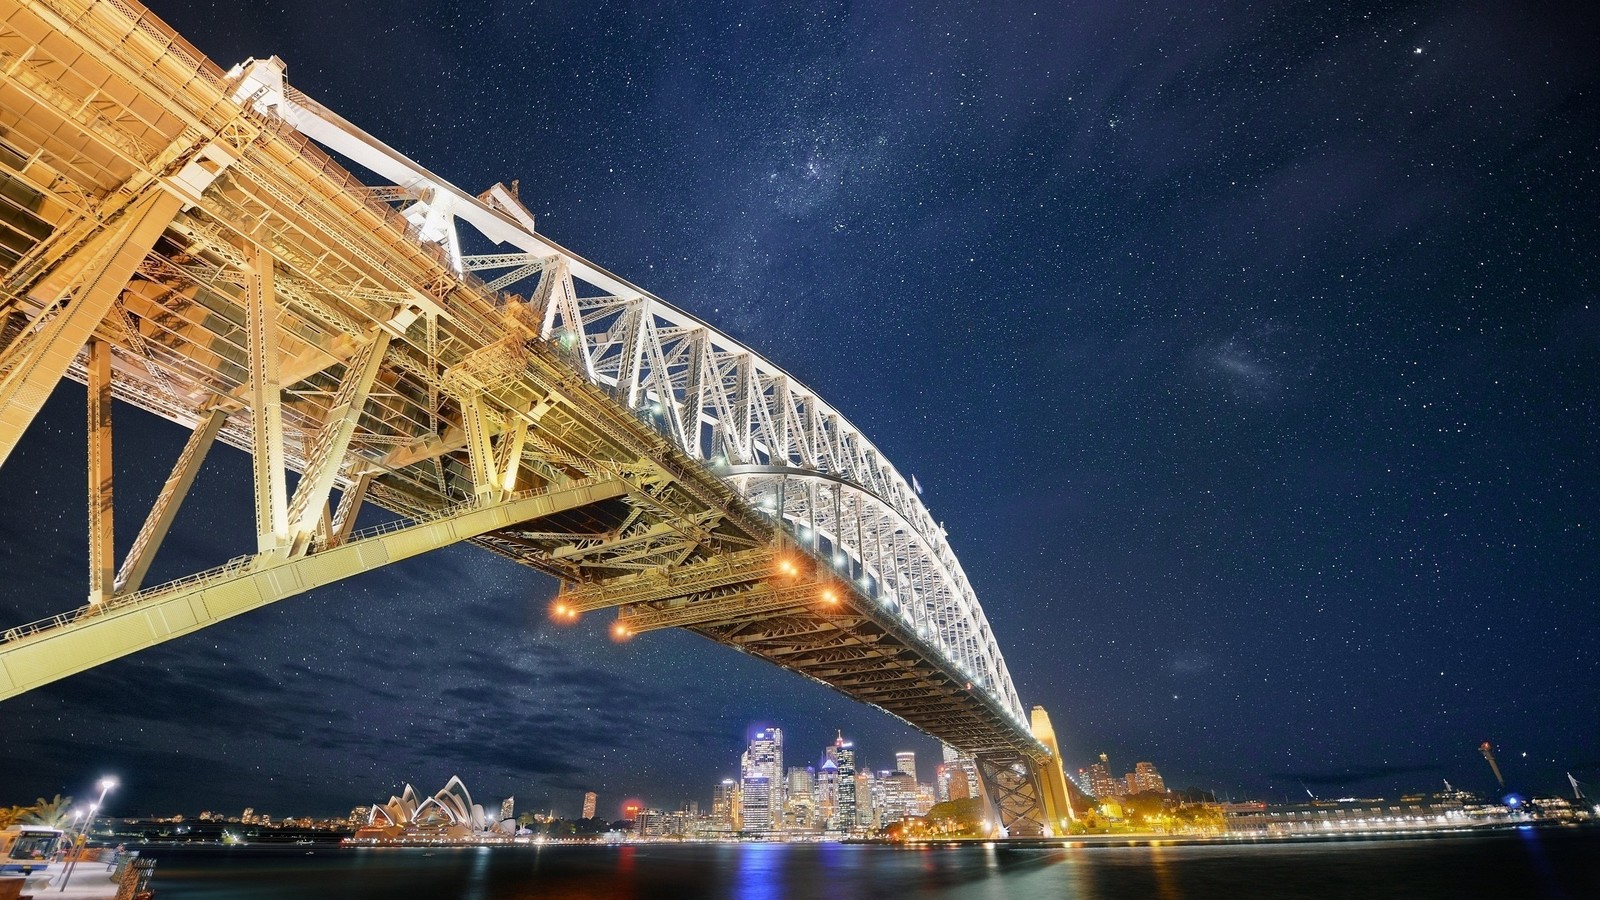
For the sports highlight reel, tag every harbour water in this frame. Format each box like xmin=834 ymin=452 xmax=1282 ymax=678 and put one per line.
xmin=132 ymin=828 xmax=1599 ymax=899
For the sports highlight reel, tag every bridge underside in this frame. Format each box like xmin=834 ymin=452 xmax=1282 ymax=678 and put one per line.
xmin=0 ymin=0 xmax=1073 ymax=837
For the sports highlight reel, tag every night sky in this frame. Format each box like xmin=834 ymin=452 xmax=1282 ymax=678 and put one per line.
xmin=1 ymin=0 xmax=1596 ymax=818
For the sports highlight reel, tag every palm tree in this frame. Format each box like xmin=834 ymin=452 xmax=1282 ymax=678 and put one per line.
xmin=22 ymin=795 xmax=74 ymax=828
xmin=0 ymin=805 xmax=30 ymax=828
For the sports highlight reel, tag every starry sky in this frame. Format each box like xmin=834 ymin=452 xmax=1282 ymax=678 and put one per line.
xmin=1 ymin=0 xmax=1597 ymax=817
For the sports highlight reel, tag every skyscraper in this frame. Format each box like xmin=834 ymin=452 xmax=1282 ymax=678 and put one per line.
xmin=499 ymin=797 xmax=515 ymax=824
xmin=712 ymin=779 xmax=737 ymax=832
xmin=816 ymin=758 xmax=840 ymax=830
xmin=895 ymin=751 xmax=918 ymax=782
xmin=741 ymin=727 xmax=784 ymax=834
xmin=1087 ymin=752 xmax=1122 ymax=797
xmin=833 ymin=731 xmax=858 ymax=832
xmin=785 ymin=766 xmax=816 ymax=831
xmin=581 ymin=791 xmax=597 ymax=820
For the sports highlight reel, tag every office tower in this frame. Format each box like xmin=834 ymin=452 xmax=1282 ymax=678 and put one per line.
xmin=1087 ymin=752 xmax=1122 ymax=797
xmin=582 ymin=791 xmax=598 ymax=820
xmin=785 ymin=766 xmax=816 ymax=831
xmin=817 ymin=758 xmax=840 ymax=830
xmin=942 ymin=743 xmax=979 ymax=801
xmin=499 ymin=797 xmax=515 ymax=824
xmin=834 ymin=731 xmax=858 ymax=831
xmin=895 ymin=751 xmax=918 ymax=782
xmin=857 ymin=769 xmax=878 ymax=828
xmin=935 ymin=764 xmax=952 ymax=803
xmin=882 ymin=770 xmax=917 ymax=822
xmin=742 ymin=727 xmax=784 ymax=834
xmin=241 ymin=807 xmax=254 ymax=825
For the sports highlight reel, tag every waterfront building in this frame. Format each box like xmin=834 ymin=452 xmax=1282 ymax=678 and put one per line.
xmin=1225 ymin=795 xmax=1491 ymax=835
xmin=896 ymin=751 xmax=918 ymax=783
xmin=241 ymin=807 xmax=255 ymax=825
xmin=935 ymin=764 xmax=951 ymax=803
xmin=914 ymin=782 xmax=937 ymax=816
xmin=347 ymin=806 xmax=369 ymax=828
xmin=357 ymin=776 xmax=517 ymax=841
xmin=500 ymin=797 xmax=515 ymax=824
xmin=582 ymin=792 xmax=598 ymax=820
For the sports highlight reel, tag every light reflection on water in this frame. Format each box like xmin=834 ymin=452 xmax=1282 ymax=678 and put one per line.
xmin=133 ymin=829 xmax=1599 ymax=900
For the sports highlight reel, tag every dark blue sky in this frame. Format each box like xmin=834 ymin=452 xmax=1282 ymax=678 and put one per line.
xmin=1 ymin=0 xmax=1596 ymax=817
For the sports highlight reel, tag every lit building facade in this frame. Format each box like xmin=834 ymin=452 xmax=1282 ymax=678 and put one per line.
xmin=582 ymin=792 xmax=598 ymax=820
xmin=896 ymin=751 xmax=918 ymax=783
xmin=742 ymin=728 xmax=784 ymax=835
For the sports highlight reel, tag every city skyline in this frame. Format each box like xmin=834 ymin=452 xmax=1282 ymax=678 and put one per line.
xmin=0 ymin=0 xmax=1595 ymax=818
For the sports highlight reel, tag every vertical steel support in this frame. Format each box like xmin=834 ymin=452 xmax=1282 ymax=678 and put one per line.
xmin=115 ymin=408 xmax=226 ymax=595
xmin=463 ymin=394 xmax=498 ymax=502
xmin=0 ymin=190 xmax=181 ymax=468
xmin=86 ymin=340 xmax=113 ymax=604
xmin=246 ymin=240 xmax=288 ymax=553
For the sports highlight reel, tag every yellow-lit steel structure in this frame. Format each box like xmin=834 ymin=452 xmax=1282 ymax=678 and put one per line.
xmin=0 ymin=0 xmax=1074 ymax=835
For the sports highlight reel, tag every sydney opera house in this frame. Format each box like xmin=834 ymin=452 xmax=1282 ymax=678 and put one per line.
xmin=354 ymin=776 xmax=519 ymax=841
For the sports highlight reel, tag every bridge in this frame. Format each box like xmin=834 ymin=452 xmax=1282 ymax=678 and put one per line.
xmin=0 ymin=0 xmax=1077 ymax=835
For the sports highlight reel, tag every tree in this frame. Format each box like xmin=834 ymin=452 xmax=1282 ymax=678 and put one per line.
xmin=22 ymin=795 xmax=74 ymax=828
xmin=0 ymin=805 xmax=30 ymax=829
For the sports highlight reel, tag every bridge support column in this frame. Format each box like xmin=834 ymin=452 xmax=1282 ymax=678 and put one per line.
xmin=246 ymin=240 xmax=288 ymax=554
xmin=86 ymin=339 xmax=114 ymax=605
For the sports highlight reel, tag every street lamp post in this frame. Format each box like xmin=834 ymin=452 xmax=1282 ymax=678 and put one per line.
xmin=59 ymin=776 xmax=116 ymax=892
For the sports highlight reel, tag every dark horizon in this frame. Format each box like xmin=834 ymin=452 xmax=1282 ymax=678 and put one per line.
xmin=1 ymin=0 xmax=1596 ymax=818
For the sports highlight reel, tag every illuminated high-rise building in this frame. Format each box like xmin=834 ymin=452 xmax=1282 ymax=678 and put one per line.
xmin=499 ymin=797 xmax=515 ymax=824
xmin=833 ymin=732 xmax=858 ymax=831
xmin=1129 ymin=762 xmax=1166 ymax=794
xmin=856 ymin=769 xmax=877 ymax=828
xmin=785 ymin=766 xmax=816 ymax=831
xmin=895 ymin=751 xmax=918 ymax=783
xmin=581 ymin=792 xmax=598 ymax=820
xmin=741 ymin=727 xmax=784 ymax=834
xmin=941 ymin=744 xmax=978 ymax=801
xmin=816 ymin=757 xmax=840 ymax=830
xmin=882 ymin=770 xmax=917 ymax=823
xmin=1087 ymin=753 xmax=1122 ymax=797
xmin=711 ymin=778 xmax=740 ymax=832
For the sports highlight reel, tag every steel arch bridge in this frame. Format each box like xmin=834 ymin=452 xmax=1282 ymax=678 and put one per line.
xmin=0 ymin=0 xmax=1075 ymax=835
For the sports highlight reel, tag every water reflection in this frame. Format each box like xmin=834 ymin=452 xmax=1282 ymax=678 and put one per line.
xmin=133 ymin=830 xmax=1599 ymax=900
